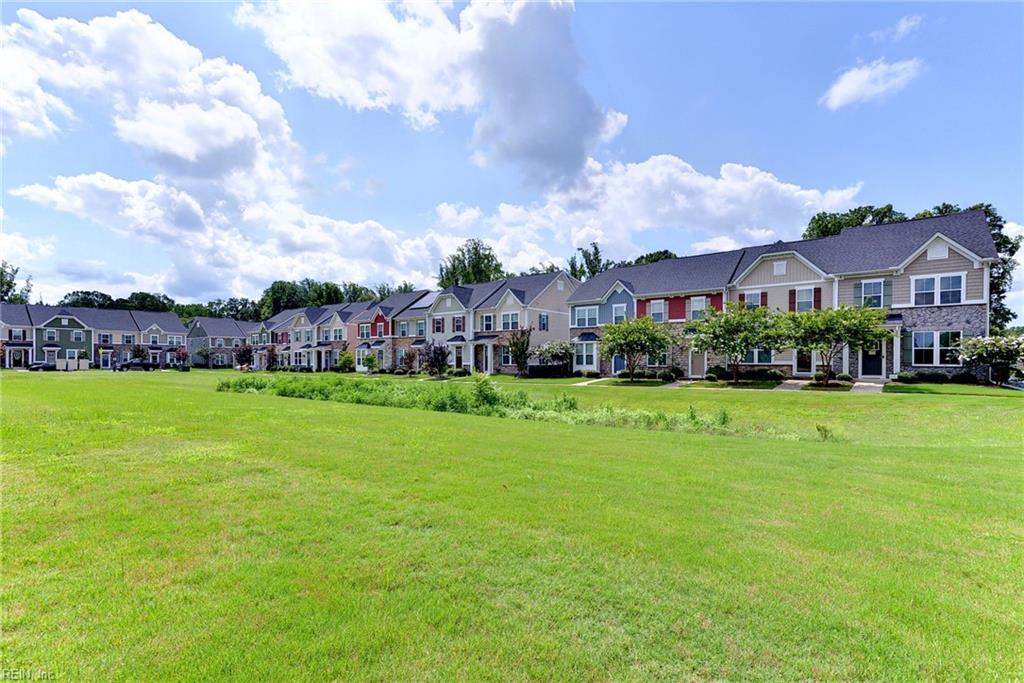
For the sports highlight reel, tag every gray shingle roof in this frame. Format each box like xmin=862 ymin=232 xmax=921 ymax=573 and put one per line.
xmin=351 ymin=290 xmax=430 ymax=322
xmin=732 ymin=209 xmax=996 ymax=277
xmin=396 ymin=291 xmax=438 ymax=318
xmin=131 ymin=310 xmax=187 ymax=334
xmin=568 ymin=210 xmax=997 ymax=302
xmin=25 ymin=304 xmax=140 ymax=330
xmin=0 ymin=303 xmax=32 ymax=326
xmin=568 ymin=250 xmax=745 ymax=303
xmin=476 ymin=271 xmax=564 ymax=309
xmin=190 ymin=316 xmax=249 ymax=338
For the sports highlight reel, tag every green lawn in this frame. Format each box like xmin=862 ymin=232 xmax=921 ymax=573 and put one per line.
xmin=2 ymin=370 xmax=1022 ymax=680
xmin=883 ymin=381 xmax=1022 ymax=397
xmin=688 ymin=379 xmax=781 ymax=390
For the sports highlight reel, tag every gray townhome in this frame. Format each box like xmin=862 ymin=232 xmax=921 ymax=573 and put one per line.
xmin=567 ymin=210 xmax=998 ymax=379
xmin=186 ymin=316 xmax=255 ymax=368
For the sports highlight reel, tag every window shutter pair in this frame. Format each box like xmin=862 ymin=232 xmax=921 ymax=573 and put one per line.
xmin=901 ymin=331 xmax=913 ymax=366
xmin=788 ymin=289 xmax=796 ymax=311
xmin=813 ymin=287 xmax=822 ymax=309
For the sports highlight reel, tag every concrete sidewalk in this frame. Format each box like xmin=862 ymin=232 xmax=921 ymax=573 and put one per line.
xmin=850 ymin=381 xmax=884 ymax=393
xmin=774 ymin=379 xmax=808 ymax=391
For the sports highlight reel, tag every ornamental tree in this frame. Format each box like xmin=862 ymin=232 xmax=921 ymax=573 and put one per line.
xmin=689 ymin=302 xmax=783 ymax=384
xmin=781 ymin=306 xmax=889 ymax=384
xmin=599 ymin=316 xmax=677 ymax=382
xmin=421 ymin=341 xmax=450 ymax=377
xmin=174 ymin=346 xmax=190 ymax=365
xmin=130 ymin=344 xmax=146 ymax=360
xmin=234 ymin=343 xmax=254 ymax=367
xmin=535 ymin=339 xmax=574 ymax=376
xmin=958 ymin=335 xmax=1024 ymax=384
xmin=503 ymin=326 xmax=532 ymax=377
xmin=362 ymin=352 xmax=379 ymax=374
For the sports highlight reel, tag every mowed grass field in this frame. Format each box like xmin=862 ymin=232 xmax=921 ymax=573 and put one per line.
xmin=2 ymin=370 xmax=1022 ymax=680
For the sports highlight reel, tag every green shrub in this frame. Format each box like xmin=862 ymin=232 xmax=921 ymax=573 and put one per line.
xmin=471 ymin=374 xmax=500 ymax=408
xmin=451 ymin=367 xmax=469 ymax=377
xmin=617 ymin=370 xmax=631 ymax=379
xmin=915 ymin=370 xmax=949 ymax=383
xmin=657 ymin=370 xmax=674 ymax=383
xmin=583 ymin=370 xmax=601 ymax=379
xmin=708 ymin=365 xmax=728 ymax=378
xmin=764 ymin=369 xmax=785 ymax=380
xmin=950 ymin=371 xmax=978 ymax=385
xmin=572 ymin=370 xmax=583 ymax=378
xmin=393 ymin=368 xmax=407 ymax=375
xmin=836 ymin=372 xmax=853 ymax=382
xmin=813 ymin=371 xmax=827 ymax=383
xmin=816 ymin=424 xmax=834 ymax=441
xmin=896 ymin=371 xmax=917 ymax=383
xmin=548 ymin=393 xmax=579 ymax=412
xmin=644 ymin=370 xmax=658 ymax=380
xmin=669 ymin=366 xmax=686 ymax=379
xmin=704 ymin=373 xmax=718 ymax=382
xmin=335 ymin=352 xmax=355 ymax=373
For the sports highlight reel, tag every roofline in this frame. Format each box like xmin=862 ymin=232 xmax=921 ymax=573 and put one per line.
xmin=893 ymin=232 xmax=991 ymax=272
xmin=730 ymin=249 xmax=829 ymax=285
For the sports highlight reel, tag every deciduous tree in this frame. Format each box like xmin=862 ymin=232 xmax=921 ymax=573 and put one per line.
xmin=504 ymin=326 xmax=533 ymax=378
xmin=781 ymin=306 xmax=890 ymax=384
xmin=437 ymin=239 xmax=506 ymax=288
xmin=689 ymin=302 xmax=783 ymax=384
xmin=600 ymin=316 xmax=677 ymax=382
xmin=958 ymin=335 xmax=1024 ymax=384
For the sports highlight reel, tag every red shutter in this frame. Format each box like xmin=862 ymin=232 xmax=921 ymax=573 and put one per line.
xmin=788 ymin=289 xmax=796 ymax=311
xmin=761 ymin=296 xmax=768 ymax=308
xmin=738 ymin=293 xmax=745 ymax=305
xmin=668 ymin=297 xmax=686 ymax=321
xmin=636 ymin=299 xmax=648 ymax=317
xmin=813 ymin=287 xmax=822 ymax=309
xmin=710 ymin=293 xmax=723 ymax=311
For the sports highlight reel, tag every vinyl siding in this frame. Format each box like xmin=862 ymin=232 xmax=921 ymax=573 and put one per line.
xmin=736 ymin=254 xmax=821 ymax=287
xmin=837 ymin=272 xmax=893 ymax=307
xmin=892 ymin=248 xmax=984 ymax=305
xmin=571 ymin=287 xmax=633 ymax=326
xmin=729 ymin=281 xmax=834 ymax=311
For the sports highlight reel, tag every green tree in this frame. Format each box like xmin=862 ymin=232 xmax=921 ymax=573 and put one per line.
xmin=522 ymin=262 xmax=562 ymax=276
xmin=689 ymin=302 xmax=784 ymax=384
xmin=362 ymin=352 xmax=379 ymax=374
xmin=958 ymin=335 xmax=1024 ymax=384
xmin=1 ymin=261 xmax=33 ymax=304
xmin=116 ymin=292 xmax=175 ymax=312
xmin=234 ymin=344 xmax=254 ymax=367
xmin=335 ymin=351 xmax=355 ymax=372
xmin=803 ymin=204 xmax=908 ymax=239
xmin=303 ymin=280 xmax=343 ymax=307
xmin=616 ymin=249 xmax=678 ymax=268
xmin=568 ymin=242 xmax=612 ymax=281
xmin=503 ymin=326 xmax=533 ymax=378
xmin=913 ymin=203 xmax=1020 ymax=330
xmin=534 ymin=339 xmax=575 ymax=376
xmin=58 ymin=290 xmax=115 ymax=308
xmin=259 ymin=280 xmax=308 ymax=318
xmin=174 ymin=302 xmax=214 ymax=325
xmin=599 ymin=316 xmax=677 ymax=382
xmin=437 ymin=239 xmax=506 ymax=288
xmin=339 ymin=282 xmax=376 ymax=303
xmin=130 ymin=344 xmax=146 ymax=360
xmin=781 ymin=306 xmax=890 ymax=384
xmin=421 ymin=341 xmax=450 ymax=377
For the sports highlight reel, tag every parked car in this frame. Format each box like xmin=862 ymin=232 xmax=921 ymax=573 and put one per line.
xmin=28 ymin=362 xmax=56 ymax=372
xmin=115 ymin=359 xmax=155 ymax=372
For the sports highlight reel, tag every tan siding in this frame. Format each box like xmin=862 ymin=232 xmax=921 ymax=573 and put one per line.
xmin=894 ymin=249 xmax=982 ymax=304
xmin=837 ymin=272 xmax=892 ymax=306
xmin=531 ymin=273 xmax=579 ymax=311
xmin=737 ymin=255 xmax=821 ymax=287
xmin=729 ymin=281 xmax=833 ymax=310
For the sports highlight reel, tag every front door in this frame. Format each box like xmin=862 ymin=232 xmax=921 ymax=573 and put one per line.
xmin=149 ymin=351 xmax=160 ymax=365
xmin=613 ymin=355 xmax=625 ymax=373
xmin=101 ymin=351 xmax=112 ymax=369
xmin=689 ymin=351 xmax=705 ymax=378
xmin=45 ymin=349 xmax=57 ymax=364
xmin=861 ymin=342 xmax=883 ymax=376
xmin=454 ymin=346 xmax=463 ymax=370
xmin=796 ymin=350 xmax=813 ymax=375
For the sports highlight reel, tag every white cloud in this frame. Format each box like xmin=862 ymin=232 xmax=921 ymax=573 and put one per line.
xmin=236 ymin=0 xmax=625 ymax=185
xmin=820 ymin=58 xmax=924 ymax=111
xmin=1005 ymin=221 xmax=1024 ymax=241
xmin=692 ymin=236 xmax=741 ymax=253
xmin=435 ymin=202 xmax=483 ymax=230
xmin=869 ymin=15 xmax=923 ymax=43
xmin=0 ymin=230 xmax=56 ymax=263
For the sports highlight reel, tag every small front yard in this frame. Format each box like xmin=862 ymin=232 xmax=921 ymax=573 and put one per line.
xmin=802 ymin=382 xmax=854 ymax=392
xmin=883 ymin=382 xmax=1023 ymax=397
xmin=687 ymin=379 xmax=781 ymax=390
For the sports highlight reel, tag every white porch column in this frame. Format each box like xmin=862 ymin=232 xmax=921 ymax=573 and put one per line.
xmin=892 ymin=328 xmax=901 ymax=375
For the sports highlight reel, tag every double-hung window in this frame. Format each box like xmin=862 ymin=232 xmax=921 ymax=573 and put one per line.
xmin=359 ymin=324 xmax=371 ymax=339
xmin=501 ymin=346 xmax=513 ymax=366
xmin=574 ymin=306 xmax=598 ymax=327
xmin=913 ymin=277 xmax=936 ymax=306
xmin=647 ymin=350 xmax=667 ymax=366
xmin=150 ymin=334 xmax=159 ymax=344
xmin=481 ymin=314 xmax=494 ymax=332
xmin=743 ymin=348 xmax=773 ymax=364
xmin=538 ymin=313 xmax=549 ymax=331
xmin=913 ymin=331 xmax=962 ymax=366
xmin=451 ymin=317 xmax=463 ymax=333
xmin=940 ymin=275 xmax=963 ymax=304
xmin=376 ymin=322 xmax=385 ymax=337
xmin=65 ymin=349 xmax=78 ymax=360
xmin=744 ymin=292 xmax=762 ymax=310
xmin=398 ymin=321 xmax=408 ymax=337
xmin=123 ymin=334 xmax=135 ymax=345
xmin=861 ymin=280 xmax=883 ymax=308
xmin=501 ymin=312 xmax=519 ymax=330
xmin=649 ymin=300 xmax=666 ymax=322
xmin=416 ymin=320 xmax=426 ymax=337
xmin=11 ymin=329 xmax=25 ymax=341
xmin=796 ymin=288 xmax=814 ymax=312
xmin=73 ymin=330 xmax=84 ymax=342
xmin=98 ymin=333 xmax=111 ymax=344
xmin=612 ymin=303 xmax=626 ymax=324
xmin=574 ymin=342 xmax=595 ymax=367
xmin=216 ymin=338 xmax=225 ymax=348
xmin=433 ymin=318 xmax=444 ymax=334
xmin=689 ymin=297 xmax=707 ymax=321
xmin=46 ymin=329 xmax=57 ymax=342
xmin=333 ymin=328 xmax=344 ymax=341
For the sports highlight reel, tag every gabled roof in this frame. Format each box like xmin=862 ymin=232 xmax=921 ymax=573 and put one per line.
xmin=476 ymin=271 xmax=564 ymax=309
xmin=568 ymin=250 xmax=745 ymax=303
xmin=0 ymin=303 xmax=33 ymax=326
xmin=266 ymin=306 xmax=324 ymax=331
xmin=351 ymin=290 xmax=430 ymax=322
xmin=25 ymin=304 xmax=140 ymax=330
xmin=190 ymin=316 xmax=249 ymax=338
xmin=396 ymin=291 xmax=438 ymax=318
xmin=731 ymin=210 xmax=996 ymax=279
xmin=131 ymin=310 xmax=187 ymax=334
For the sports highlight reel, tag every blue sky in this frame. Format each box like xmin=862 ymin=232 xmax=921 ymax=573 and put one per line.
xmin=2 ymin=2 xmax=1022 ymax=316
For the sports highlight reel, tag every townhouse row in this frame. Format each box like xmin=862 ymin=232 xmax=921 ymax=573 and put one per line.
xmin=0 ymin=211 xmax=997 ymax=379
xmin=0 ymin=305 xmax=187 ymax=369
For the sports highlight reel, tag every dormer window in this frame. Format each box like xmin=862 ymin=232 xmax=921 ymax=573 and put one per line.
xmin=773 ymin=261 xmax=786 ymax=276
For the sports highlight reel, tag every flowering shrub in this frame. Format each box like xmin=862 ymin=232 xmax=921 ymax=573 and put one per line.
xmin=958 ymin=335 xmax=1024 ymax=383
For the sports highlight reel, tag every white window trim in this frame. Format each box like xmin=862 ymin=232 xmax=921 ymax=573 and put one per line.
xmin=911 ymin=330 xmax=963 ymax=367
xmin=65 ymin=349 xmax=78 ymax=360
xmin=773 ymin=261 xmax=787 ymax=276
xmin=573 ymin=306 xmax=598 ymax=328
xmin=398 ymin=321 xmax=408 ymax=337
xmin=574 ymin=341 xmax=597 ymax=369
xmin=795 ymin=287 xmax=814 ymax=312
xmin=611 ymin=302 xmax=627 ymax=324
xmin=910 ymin=272 xmax=966 ymax=307
xmin=743 ymin=291 xmax=762 ymax=309
xmin=742 ymin=348 xmax=774 ymax=365
xmin=538 ymin=313 xmax=549 ymax=331
xmin=501 ymin=312 xmax=519 ymax=330
xmin=859 ymin=278 xmax=884 ymax=309
xmin=649 ymin=299 xmax=666 ymax=323
xmin=46 ymin=329 xmax=57 ymax=341
xmin=481 ymin=314 xmax=494 ymax=332
xmin=689 ymin=296 xmax=708 ymax=321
